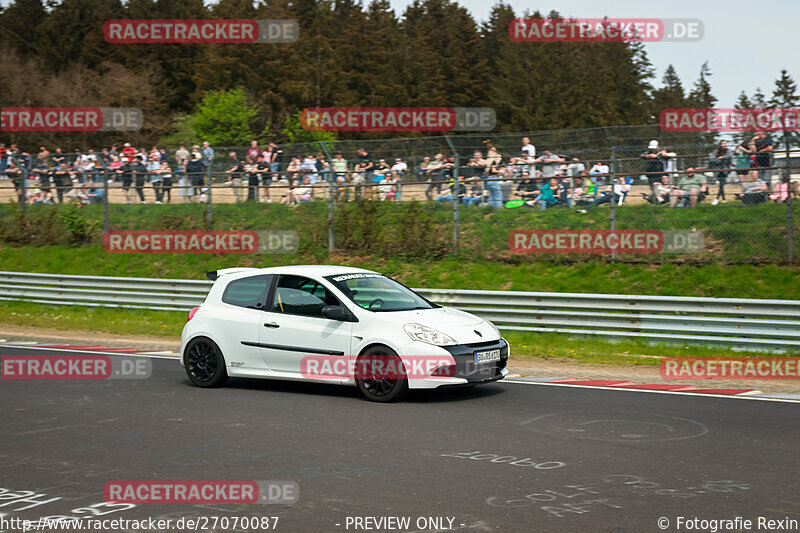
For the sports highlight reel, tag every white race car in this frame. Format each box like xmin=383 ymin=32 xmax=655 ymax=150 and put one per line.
xmin=180 ymin=266 xmax=509 ymax=401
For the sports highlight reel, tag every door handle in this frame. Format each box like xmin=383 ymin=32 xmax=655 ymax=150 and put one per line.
xmin=263 ymin=322 xmax=280 ymax=328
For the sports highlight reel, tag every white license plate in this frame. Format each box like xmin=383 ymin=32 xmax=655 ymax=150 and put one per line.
xmin=474 ymin=349 xmax=501 ymax=364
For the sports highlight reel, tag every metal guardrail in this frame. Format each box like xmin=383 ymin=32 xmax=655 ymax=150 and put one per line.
xmin=1 ymin=271 xmax=799 ymax=352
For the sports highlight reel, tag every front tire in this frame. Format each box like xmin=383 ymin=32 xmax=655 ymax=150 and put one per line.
xmin=185 ymin=337 xmax=228 ymax=388
xmin=355 ymin=346 xmax=409 ymax=402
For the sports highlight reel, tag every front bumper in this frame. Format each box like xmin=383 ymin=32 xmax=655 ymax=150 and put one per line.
xmin=400 ymin=338 xmax=509 ymax=389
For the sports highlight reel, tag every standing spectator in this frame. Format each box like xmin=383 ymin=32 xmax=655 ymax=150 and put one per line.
xmin=247 ymin=140 xmax=261 ymax=162
xmin=0 ymin=143 xmax=8 ymax=179
xmin=175 ymin=144 xmax=190 ymax=167
xmin=641 ymin=140 xmax=669 ymax=186
xmin=424 ymin=153 xmax=445 ymax=200
xmin=752 ymin=131 xmax=774 ymax=184
xmin=255 ymin=155 xmax=272 ymax=203
xmin=147 ymin=154 xmax=163 ymax=203
xmin=354 ymin=148 xmax=374 ymax=198
xmin=116 ymin=157 xmax=133 ymax=204
xmin=132 ymin=155 xmax=148 ymax=204
xmin=268 ymin=143 xmax=283 ymax=175
xmin=121 ymin=142 xmax=136 ymax=160
xmin=670 ymin=167 xmax=707 ymax=208
xmin=521 ymin=136 xmax=536 ymax=158
xmin=566 ymin=157 xmax=585 ymax=185
xmin=37 ymin=146 xmax=50 ymax=165
xmin=201 ymin=141 xmax=215 ymax=171
xmin=109 ymin=144 xmax=120 ymax=159
xmin=416 ymin=156 xmax=431 ymax=182
xmin=186 ymin=152 xmax=205 ymax=198
xmin=159 ymin=147 xmax=169 ymax=163
xmin=300 ymin=153 xmax=318 ymax=184
xmin=734 ymin=142 xmax=753 ymax=184
xmin=483 ymin=163 xmax=504 ymax=208
xmin=535 ymin=149 xmax=565 ymax=180
xmin=316 ymin=152 xmax=329 ymax=182
xmin=331 ymin=152 xmax=348 ymax=182
xmin=466 ymin=151 xmax=487 ymax=178
xmin=484 ymin=140 xmax=502 ymax=167
xmin=708 ymin=140 xmax=733 ymax=205
xmin=226 ymin=152 xmax=245 ymax=202
xmin=52 ymin=164 xmax=69 ymax=203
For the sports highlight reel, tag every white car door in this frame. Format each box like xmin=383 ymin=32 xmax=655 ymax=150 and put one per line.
xmin=259 ymin=275 xmax=353 ymax=376
xmin=215 ymin=274 xmax=274 ymax=371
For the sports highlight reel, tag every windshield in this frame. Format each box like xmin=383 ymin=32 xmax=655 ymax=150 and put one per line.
xmin=324 ymin=273 xmax=435 ymax=312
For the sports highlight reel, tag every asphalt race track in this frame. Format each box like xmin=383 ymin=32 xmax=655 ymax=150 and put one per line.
xmin=1 ymin=346 xmax=798 ymax=533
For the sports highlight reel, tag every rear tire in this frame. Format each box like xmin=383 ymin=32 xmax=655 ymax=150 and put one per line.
xmin=355 ymin=346 xmax=409 ymax=402
xmin=185 ymin=337 xmax=228 ymax=388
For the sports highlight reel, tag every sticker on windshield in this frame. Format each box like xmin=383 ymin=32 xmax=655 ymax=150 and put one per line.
xmin=329 ymin=273 xmax=385 ymax=283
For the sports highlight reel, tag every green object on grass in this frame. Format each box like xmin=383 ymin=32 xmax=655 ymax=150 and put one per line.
xmin=505 ymin=199 xmax=525 ymax=208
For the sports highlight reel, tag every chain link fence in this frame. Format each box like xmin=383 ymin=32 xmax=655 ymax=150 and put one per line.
xmin=0 ymin=125 xmax=797 ymax=263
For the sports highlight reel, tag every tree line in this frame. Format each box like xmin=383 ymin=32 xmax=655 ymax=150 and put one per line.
xmin=0 ymin=0 xmax=797 ymax=149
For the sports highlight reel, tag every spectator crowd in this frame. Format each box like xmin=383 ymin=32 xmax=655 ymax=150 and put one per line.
xmin=0 ymin=132 xmax=794 ymax=208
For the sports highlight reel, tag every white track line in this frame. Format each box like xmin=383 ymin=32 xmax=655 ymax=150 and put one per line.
xmin=503 ymin=379 xmax=800 ymax=404
xmin=0 ymin=344 xmax=179 ymax=359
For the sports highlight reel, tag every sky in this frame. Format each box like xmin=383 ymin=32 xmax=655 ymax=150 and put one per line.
xmin=386 ymin=0 xmax=799 ymax=108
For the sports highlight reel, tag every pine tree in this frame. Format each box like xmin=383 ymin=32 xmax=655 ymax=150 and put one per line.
xmin=769 ymin=69 xmax=799 ymax=160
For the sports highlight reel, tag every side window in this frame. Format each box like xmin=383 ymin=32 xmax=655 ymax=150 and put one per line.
xmin=272 ymin=275 xmax=339 ymax=318
xmin=221 ymin=275 xmax=272 ymax=309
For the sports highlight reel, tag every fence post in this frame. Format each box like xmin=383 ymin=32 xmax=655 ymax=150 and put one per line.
xmin=103 ymin=167 xmax=110 ymax=233
xmin=604 ymin=127 xmax=617 ymax=261
xmin=318 ymin=141 xmax=335 ymax=254
xmin=206 ymin=167 xmax=213 ymax=228
xmin=787 ymin=134 xmax=794 ymax=264
xmin=789 ymin=194 xmax=794 ymax=265
xmin=445 ymin=136 xmax=459 ymax=252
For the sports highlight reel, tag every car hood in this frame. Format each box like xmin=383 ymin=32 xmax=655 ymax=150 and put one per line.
xmin=367 ymin=306 xmax=499 ymax=344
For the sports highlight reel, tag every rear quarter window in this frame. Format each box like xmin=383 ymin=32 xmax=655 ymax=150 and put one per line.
xmin=221 ymin=275 xmax=273 ymax=309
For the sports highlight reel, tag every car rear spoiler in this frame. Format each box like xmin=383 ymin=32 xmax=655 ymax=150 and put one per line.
xmin=206 ymin=268 xmax=258 ymax=281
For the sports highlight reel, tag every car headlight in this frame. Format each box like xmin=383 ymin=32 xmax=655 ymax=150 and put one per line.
xmin=404 ymin=323 xmax=457 ymax=346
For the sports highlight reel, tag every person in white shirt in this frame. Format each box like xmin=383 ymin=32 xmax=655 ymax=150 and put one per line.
xmin=566 ymin=158 xmax=585 ymax=185
xmin=391 ymin=158 xmax=407 ymax=177
xmin=521 ymin=137 xmax=536 ymax=158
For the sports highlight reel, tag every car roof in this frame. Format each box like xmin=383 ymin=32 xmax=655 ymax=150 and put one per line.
xmin=217 ymin=265 xmax=378 ymax=282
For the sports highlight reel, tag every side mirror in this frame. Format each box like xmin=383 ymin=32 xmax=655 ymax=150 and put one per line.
xmin=322 ymin=305 xmax=355 ymax=322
